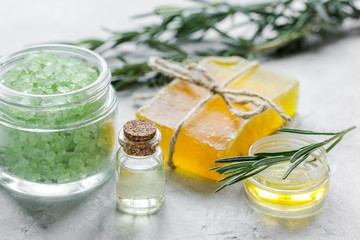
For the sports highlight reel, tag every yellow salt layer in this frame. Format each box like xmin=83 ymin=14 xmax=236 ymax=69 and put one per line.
xmin=136 ymin=57 xmax=298 ymax=180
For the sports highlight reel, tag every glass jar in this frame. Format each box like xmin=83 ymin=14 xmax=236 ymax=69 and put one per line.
xmin=244 ymin=134 xmax=330 ymax=218
xmin=0 ymin=44 xmax=118 ymax=197
xmin=116 ymin=120 xmax=165 ymax=215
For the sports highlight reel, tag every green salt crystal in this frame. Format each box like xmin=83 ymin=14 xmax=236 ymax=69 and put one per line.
xmin=0 ymin=53 xmax=115 ymax=184
xmin=2 ymin=53 xmax=98 ymax=95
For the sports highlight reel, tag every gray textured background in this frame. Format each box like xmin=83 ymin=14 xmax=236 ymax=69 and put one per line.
xmin=1 ymin=1 xmax=360 ymax=239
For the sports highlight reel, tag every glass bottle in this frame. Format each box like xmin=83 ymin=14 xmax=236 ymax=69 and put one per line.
xmin=116 ymin=119 xmax=165 ymax=215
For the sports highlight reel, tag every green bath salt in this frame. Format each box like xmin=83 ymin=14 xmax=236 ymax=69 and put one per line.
xmin=0 ymin=52 xmax=116 ymax=184
xmin=2 ymin=53 xmax=99 ymax=95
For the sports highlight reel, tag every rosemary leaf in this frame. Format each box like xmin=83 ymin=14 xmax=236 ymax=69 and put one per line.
xmin=215 ymin=166 xmax=269 ymax=193
xmin=278 ymin=128 xmax=338 ymax=135
xmin=326 ymin=135 xmax=343 ymax=153
xmin=288 ymin=126 xmax=355 ymax=163
xmin=218 ymin=168 xmax=252 ymax=183
xmin=283 ymin=154 xmax=309 ymax=179
xmin=289 ymin=141 xmax=326 ymax=163
xmin=214 ymin=156 xmax=262 ymax=163
xmin=222 ymin=167 xmax=250 ymax=175
xmin=212 ymin=161 xmax=256 ymax=173
xmin=252 ymin=156 xmax=290 ymax=167
xmin=211 ymin=126 xmax=356 ymax=192
xmin=76 ymin=39 xmax=105 ymax=50
xmin=254 ymin=149 xmax=298 ymax=157
xmin=72 ymin=0 xmax=360 ymax=90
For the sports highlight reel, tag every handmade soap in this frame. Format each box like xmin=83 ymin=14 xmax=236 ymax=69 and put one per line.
xmin=136 ymin=56 xmax=298 ymax=181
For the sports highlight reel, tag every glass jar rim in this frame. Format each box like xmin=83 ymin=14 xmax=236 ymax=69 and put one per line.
xmin=0 ymin=44 xmax=109 ymax=99
xmin=0 ymin=44 xmax=116 ymax=131
xmin=248 ymin=133 xmax=328 ymax=181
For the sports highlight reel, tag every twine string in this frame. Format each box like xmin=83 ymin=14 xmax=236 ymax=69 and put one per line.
xmin=148 ymin=57 xmax=291 ymax=167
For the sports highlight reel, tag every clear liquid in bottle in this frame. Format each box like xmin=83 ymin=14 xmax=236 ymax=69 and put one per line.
xmin=116 ymin=156 xmax=164 ymax=214
xmin=116 ymin=119 xmax=165 ymax=215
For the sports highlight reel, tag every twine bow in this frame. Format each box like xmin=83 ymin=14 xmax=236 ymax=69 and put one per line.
xmin=148 ymin=57 xmax=291 ymax=167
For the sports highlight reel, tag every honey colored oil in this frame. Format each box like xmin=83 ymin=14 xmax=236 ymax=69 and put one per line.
xmin=245 ymin=179 xmax=328 ymax=206
xmin=244 ymin=163 xmax=329 ymax=215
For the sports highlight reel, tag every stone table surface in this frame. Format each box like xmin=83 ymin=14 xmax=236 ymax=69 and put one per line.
xmin=1 ymin=1 xmax=360 ymax=239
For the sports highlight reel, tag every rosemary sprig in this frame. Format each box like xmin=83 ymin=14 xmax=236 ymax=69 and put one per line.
xmin=74 ymin=0 xmax=360 ymax=90
xmin=210 ymin=126 xmax=356 ymax=192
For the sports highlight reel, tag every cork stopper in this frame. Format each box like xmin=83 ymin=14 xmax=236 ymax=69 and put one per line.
xmin=119 ymin=119 xmax=160 ymax=156
xmin=123 ymin=119 xmax=157 ymax=142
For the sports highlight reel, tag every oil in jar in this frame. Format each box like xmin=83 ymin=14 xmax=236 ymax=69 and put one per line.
xmin=245 ymin=135 xmax=330 ymax=218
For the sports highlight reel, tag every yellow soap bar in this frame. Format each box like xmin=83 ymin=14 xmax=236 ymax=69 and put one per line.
xmin=136 ymin=57 xmax=298 ymax=181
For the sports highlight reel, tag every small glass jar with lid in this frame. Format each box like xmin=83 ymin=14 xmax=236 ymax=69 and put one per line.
xmin=116 ymin=119 xmax=165 ymax=215
xmin=244 ymin=134 xmax=330 ymax=218
xmin=0 ymin=44 xmax=118 ymax=197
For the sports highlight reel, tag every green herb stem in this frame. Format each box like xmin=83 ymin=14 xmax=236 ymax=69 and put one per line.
xmin=210 ymin=126 xmax=356 ymax=192
xmin=73 ymin=0 xmax=360 ymax=90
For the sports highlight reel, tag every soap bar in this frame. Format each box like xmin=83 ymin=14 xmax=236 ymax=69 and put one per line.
xmin=136 ymin=57 xmax=298 ymax=180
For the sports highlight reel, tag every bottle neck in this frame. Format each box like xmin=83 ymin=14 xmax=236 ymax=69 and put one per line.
xmin=118 ymin=146 xmax=163 ymax=171
xmin=118 ymin=128 xmax=161 ymax=157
